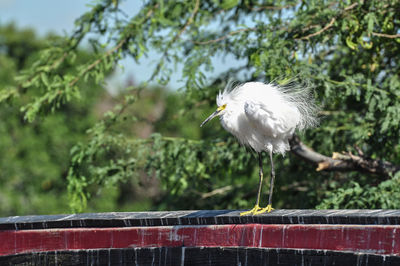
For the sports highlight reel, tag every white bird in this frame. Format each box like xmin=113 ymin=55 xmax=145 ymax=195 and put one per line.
xmin=200 ymin=81 xmax=318 ymax=215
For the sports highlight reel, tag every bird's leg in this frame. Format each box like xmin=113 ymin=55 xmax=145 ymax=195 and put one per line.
xmin=240 ymin=153 xmax=264 ymax=216
xmin=255 ymin=150 xmax=275 ymax=214
xmin=265 ymin=150 xmax=276 ymax=212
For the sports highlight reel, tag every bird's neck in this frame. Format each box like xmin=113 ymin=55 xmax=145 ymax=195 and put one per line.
xmin=220 ymin=108 xmax=242 ymax=134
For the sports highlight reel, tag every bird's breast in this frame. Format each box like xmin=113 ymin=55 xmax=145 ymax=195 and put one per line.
xmin=219 ymin=108 xmax=293 ymax=154
xmin=220 ymin=112 xmax=261 ymax=149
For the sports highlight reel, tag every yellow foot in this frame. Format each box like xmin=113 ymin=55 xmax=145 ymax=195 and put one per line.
xmin=254 ymin=204 xmax=274 ymax=215
xmin=240 ymin=204 xmax=262 ymax=216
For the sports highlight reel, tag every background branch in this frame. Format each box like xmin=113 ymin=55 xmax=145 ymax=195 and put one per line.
xmin=371 ymin=32 xmax=400 ymax=39
xmin=289 ymin=135 xmax=400 ymax=178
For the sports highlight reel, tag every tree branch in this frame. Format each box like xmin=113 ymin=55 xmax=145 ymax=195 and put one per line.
xmin=193 ymin=2 xmax=360 ymax=44
xmin=149 ymin=0 xmax=199 ymax=81
xmin=247 ymin=1 xmax=300 ymax=11
xmin=297 ymin=17 xmax=336 ymax=40
xmin=371 ymin=32 xmax=400 ymax=39
xmin=69 ymin=38 xmax=126 ymax=87
xmin=289 ymin=135 xmax=400 ymax=178
xmin=296 ymin=2 xmax=359 ymax=40
xmin=201 ymin=185 xmax=233 ymax=199
xmin=174 ymin=0 xmax=200 ymax=42
xmin=193 ymin=27 xmax=256 ymax=45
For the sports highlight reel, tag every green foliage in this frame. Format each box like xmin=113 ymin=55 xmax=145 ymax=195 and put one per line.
xmin=145 ymin=134 xmax=256 ymax=210
xmin=318 ymin=172 xmax=400 ymax=209
xmin=0 ymin=24 xmax=104 ymax=215
xmin=2 ymin=0 xmax=400 ymax=213
xmin=67 ymin=94 xmax=138 ymax=212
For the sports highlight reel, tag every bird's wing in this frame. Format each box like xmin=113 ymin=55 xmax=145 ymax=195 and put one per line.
xmin=244 ymin=101 xmax=295 ymax=138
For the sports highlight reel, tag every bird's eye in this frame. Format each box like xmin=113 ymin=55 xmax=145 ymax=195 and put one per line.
xmin=217 ymin=104 xmax=227 ymax=111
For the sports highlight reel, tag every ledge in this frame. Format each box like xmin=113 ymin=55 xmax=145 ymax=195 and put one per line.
xmin=2 ymin=210 xmax=400 ymax=265
xmin=1 ymin=209 xmax=400 ymax=230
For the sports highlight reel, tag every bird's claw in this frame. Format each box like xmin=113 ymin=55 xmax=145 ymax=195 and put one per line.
xmin=240 ymin=204 xmax=274 ymax=216
xmin=240 ymin=204 xmax=262 ymax=216
xmin=254 ymin=204 xmax=274 ymax=215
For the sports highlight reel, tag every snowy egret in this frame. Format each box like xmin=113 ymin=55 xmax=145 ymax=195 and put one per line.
xmin=200 ymin=81 xmax=317 ymax=215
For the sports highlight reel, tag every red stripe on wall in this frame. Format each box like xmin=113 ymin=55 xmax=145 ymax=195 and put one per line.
xmin=1 ymin=224 xmax=399 ymax=256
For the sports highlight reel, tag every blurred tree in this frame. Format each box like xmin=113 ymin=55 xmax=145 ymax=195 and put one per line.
xmin=0 ymin=23 xmax=108 ymax=215
xmin=1 ymin=0 xmax=400 ymax=213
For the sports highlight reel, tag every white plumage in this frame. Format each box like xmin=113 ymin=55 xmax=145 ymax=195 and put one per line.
xmin=201 ymin=81 xmax=317 ymax=215
xmin=216 ymin=81 xmax=316 ymax=154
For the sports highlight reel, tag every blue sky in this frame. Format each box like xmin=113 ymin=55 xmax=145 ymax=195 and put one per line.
xmin=0 ymin=0 xmax=242 ymax=91
xmin=0 ymin=0 xmax=91 ymax=35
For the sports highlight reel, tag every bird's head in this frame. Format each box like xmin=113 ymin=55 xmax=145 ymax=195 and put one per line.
xmin=200 ymin=84 xmax=238 ymax=127
xmin=200 ymin=103 xmax=227 ymax=127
